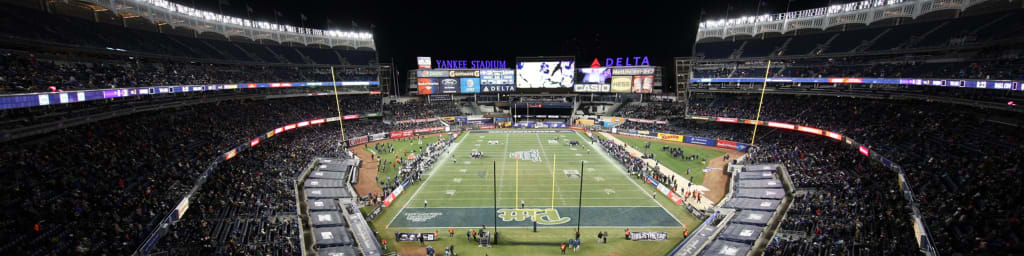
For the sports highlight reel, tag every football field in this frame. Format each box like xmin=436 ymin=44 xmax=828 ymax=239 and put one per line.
xmin=387 ymin=130 xmax=683 ymax=229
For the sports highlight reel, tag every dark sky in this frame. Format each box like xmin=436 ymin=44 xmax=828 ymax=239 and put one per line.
xmin=187 ymin=0 xmax=839 ymax=92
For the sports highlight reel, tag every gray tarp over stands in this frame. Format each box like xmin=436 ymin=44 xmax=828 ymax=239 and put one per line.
xmin=309 ymin=171 xmax=347 ymax=180
xmin=305 ymin=179 xmax=348 ymax=188
xmin=738 ymin=171 xmax=774 ymax=180
xmin=306 ymin=188 xmax=352 ymax=199
xmin=700 ymin=240 xmax=752 ymax=256
xmin=310 ymin=211 xmax=347 ymax=228
xmin=735 ymin=188 xmax=786 ymax=200
xmin=717 ymin=224 xmax=764 ymax=244
xmin=724 ymin=198 xmax=780 ymax=211
xmin=316 ymin=246 xmax=359 ymax=256
xmin=732 ymin=210 xmax=772 ymax=226
xmin=737 ymin=179 xmax=783 ymax=188
xmin=307 ymin=199 xmax=339 ymax=212
xmin=745 ymin=164 xmax=778 ymax=172
xmin=313 ymin=226 xmax=354 ymax=248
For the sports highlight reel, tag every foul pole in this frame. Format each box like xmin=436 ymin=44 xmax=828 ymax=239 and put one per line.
xmin=330 ymin=66 xmax=347 ymax=142
xmin=750 ymin=60 xmax=771 ymax=145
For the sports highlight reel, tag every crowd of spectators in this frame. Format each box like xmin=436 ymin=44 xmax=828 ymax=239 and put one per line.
xmin=387 ymin=101 xmax=463 ymax=120
xmin=748 ymin=131 xmax=922 ymax=256
xmin=153 ymin=124 xmax=345 ymax=255
xmin=682 ymin=94 xmax=1022 ymax=254
xmin=0 ymin=49 xmax=378 ymax=93
xmin=692 ymin=54 xmax=1024 ymax=81
xmin=615 ymin=101 xmax=685 ymax=120
xmin=0 ymin=94 xmax=467 ymax=255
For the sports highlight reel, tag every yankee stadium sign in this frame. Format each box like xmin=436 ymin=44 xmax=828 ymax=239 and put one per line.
xmin=434 ymin=59 xmax=507 ymax=69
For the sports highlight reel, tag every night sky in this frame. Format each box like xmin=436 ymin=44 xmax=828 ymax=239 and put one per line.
xmin=186 ymin=0 xmax=839 ymax=92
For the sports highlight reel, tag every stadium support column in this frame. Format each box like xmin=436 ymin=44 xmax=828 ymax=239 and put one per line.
xmin=330 ymin=66 xmax=347 ymax=143
xmin=750 ymin=60 xmax=771 ymax=145
xmin=576 ymin=161 xmax=584 ymax=233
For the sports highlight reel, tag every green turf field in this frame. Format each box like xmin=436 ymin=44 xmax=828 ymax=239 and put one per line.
xmin=369 ymin=130 xmax=703 ymax=256
xmin=610 ymin=135 xmax=728 ymax=185
xmin=363 ymin=134 xmax=444 ymax=185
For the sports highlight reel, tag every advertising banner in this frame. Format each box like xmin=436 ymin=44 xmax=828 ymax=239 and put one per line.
xmin=637 ymin=130 xmax=651 ymax=135
xmin=685 ymin=136 xmax=716 ymax=146
xmin=611 ymin=76 xmax=632 ymax=93
xmin=631 ymin=75 xmax=654 ymax=93
xmin=417 ymin=84 xmax=436 ymax=95
xmin=369 ymin=133 xmax=388 ymax=142
xmin=657 ymin=133 xmax=683 ymax=142
xmin=397 ymin=233 xmax=439 ymax=242
xmin=438 ymin=77 xmax=460 ymax=93
xmin=645 ymin=176 xmax=660 ymax=187
xmin=479 ymin=125 xmax=495 ymax=129
xmin=348 ymin=136 xmax=369 ymax=146
xmin=390 ymin=130 xmax=414 ymax=139
xmin=716 ymin=140 xmax=738 ymax=150
xmin=481 ymin=84 xmax=516 ymax=93
xmin=460 ymin=77 xmax=481 ymax=93
xmin=382 ymin=185 xmax=405 ymax=207
xmin=414 ymin=127 xmax=446 ymax=134
xmin=569 ymin=126 xmax=584 ymax=130
xmin=736 ymin=143 xmax=750 ymax=152
xmin=630 ymin=232 xmax=668 ymax=241
xmin=574 ymin=83 xmax=611 ymax=92
xmin=466 ymin=119 xmax=492 ymax=124
xmin=667 ymin=191 xmax=684 ymax=205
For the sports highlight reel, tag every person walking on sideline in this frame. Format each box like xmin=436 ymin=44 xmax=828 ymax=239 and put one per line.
xmin=449 ymin=227 xmax=454 ymax=238
xmin=425 ymin=199 xmax=428 ymax=208
xmin=560 ymin=242 xmax=567 ymax=255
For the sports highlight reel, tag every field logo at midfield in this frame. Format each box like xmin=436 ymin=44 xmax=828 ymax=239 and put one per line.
xmin=496 ymin=208 xmax=570 ymax=225
xmin=509 ymin=149 xmax=542 ymax=162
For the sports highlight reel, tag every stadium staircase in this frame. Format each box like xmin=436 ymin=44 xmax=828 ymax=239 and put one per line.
xmin=852 ymin=28 xmax=892 ymax=53
xmin=774 ymin=38 xmax=793 ymax=56
xmin=292 ymin=48 xmax=316 ymax=64
xmin=905 ymin=21 xmax=949 ymax=49
xmin=232 ymin=43 xmax=265 ymax=62
xmin=812 ymin=33 xmax=842 ymax=55
xmin=728 ymin=41 xmax=748 ymax=59
xmin=333 ymin=50 xmax=349 ymax=65
xmin=263 ymin=45 xmax=291 ymax=63
xmin=198 ymin=40 xmax=234 ymax=61
xmin=970 ymin=13 xmax=1012 ymax=35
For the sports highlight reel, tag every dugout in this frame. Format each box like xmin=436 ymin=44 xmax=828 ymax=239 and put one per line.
xmin=718 ymin=224 xmax=764 ymax=244
xmin=305 ymin=179 xmax=348 ymax=188
xmin=313 ymin=226 xmax=354 ymax=248
xmin=306 ymin=188 xmax=352 ymax=199
xmin=311 ymin=211 xmax=347 ymax=228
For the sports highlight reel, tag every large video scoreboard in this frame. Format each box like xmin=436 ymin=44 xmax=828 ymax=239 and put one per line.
xmin=575 ymin=66 xmax=656 ymax=93
xmin=416 ymin=69 xmax=515 ymax=94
